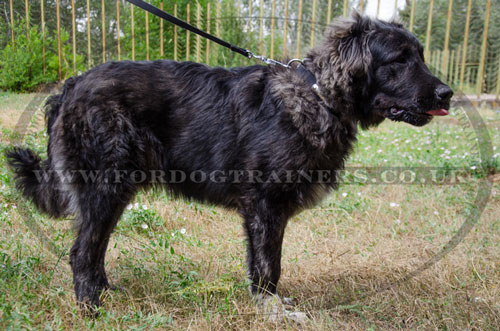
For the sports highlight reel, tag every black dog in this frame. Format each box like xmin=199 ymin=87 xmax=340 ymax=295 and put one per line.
xmin=7 ymin=13 xmax=452 ymax=316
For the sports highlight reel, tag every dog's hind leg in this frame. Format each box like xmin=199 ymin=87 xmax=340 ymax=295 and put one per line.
xmin=69 ymin=182 xmax=134 ymax=312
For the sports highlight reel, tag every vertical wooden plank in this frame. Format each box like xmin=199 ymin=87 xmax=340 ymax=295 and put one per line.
xmin=206 ymin=3 xmax=210 ymax=64
xmin=57 ymin=0 xmax=61 ymax=80
xmin=117 ymin=0 xmax=121 ymax=60
xmin=160 ymin=2 xmax=164 ymax=57
xmin=454 ymin=45 xmax=461 ymax=85
xmin=271 ymin=0 xmax=276 ymax=58
xmin=449 ymin=49 xmax=455 ymax=82
xmin=102 ymin=0 xmax=106 ymax=63
xmin=131 ymin=3 xmax=135 ymax=60
xmin=496 ymin=55 xmax=500 ymax=100
xmin=476 ymin=0 xmax=491 ymax=97
xmin=409 ymin=0 xmax=416 ymax=32
xmin=376 ymin=0 xmax=381 ymax=18
xmin=174 ymin=4 xmax=178 ymax=61
xmin=237 ymin=0 xmax=241 ymax=20
xmin=196 ymin=2 xmax=201 ymax=63
xmin=459 ymin=0 xmax=471 ymax=90
xmin=9 ymin=0 xmax=14 ymax=44
xmin=248 ymin=0 xmax=252 ymax=31
xmin=283 ymin=0 xmax=288 ymax=57
xmin=296 ymin=0 xmax=303 ymax=58
xmin=259 ymin=0 xmax=264 ymax=54
xmin=71 ymin=0 xmax=76 ymax=72
xmin=310 ymin=0 xmax=317 ymax=48
xmin=343 ymin=0 xmax=348 ymax=17
xmin=146 ymin=11 xmax=149 ymax=60
xmin=25 ymin=0 xmax=29 ymax=37
xmin=441 ymin=0 xmax=453 ymax=79
xmin=87 ymin=0 xmax=91 ymax=67
xmin=41 ymin=0 xmax=45 ymax=72
xmin=424 ymin=0 xmax=434 ymax=61
xmin=359 ymin=0 xmax=364 ymax=12
xmin=327 ymin=0 xmax=332 ymax=24
xmin=216 ymin=2 xmax=220 ymax=37
xmin=186 ymin=3 xmax=190 ymax=61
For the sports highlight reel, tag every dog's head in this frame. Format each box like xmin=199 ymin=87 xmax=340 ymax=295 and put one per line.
xmin=309 ymin=12 xmax=452 ymax=128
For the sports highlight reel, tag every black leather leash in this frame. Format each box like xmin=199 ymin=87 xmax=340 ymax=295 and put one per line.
xmin=126 ymin=0 xmax=323 ymax=99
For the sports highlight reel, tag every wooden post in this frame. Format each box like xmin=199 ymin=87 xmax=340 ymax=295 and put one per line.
xmin=56 ymin=0 xmax=61 ymax=80
xmin=146 ymin=11 xmax=149 ymax=60
xmin=424 ymin=0 xmax=434 ymax=61
xmin=186 ymin=3 xmax=190 ymax=61
xmin=476 ymin=0 xmax=491 ymax=97
xmin=296 ymin=0 xmax=303 ymax=58
xmin=327 ymin=0 xmax=332 ymax=24
xmin=441 ymin=0 xmax=453 ymax=80
xmin=409 ymin=0 xmax=416 ymax=32
xmin=343 ymin=0 xmax=348 ymax=17
xmin=459 ymin=0 xmax=472 ymax=90
xmin=271 ymin=0 xmax=276 ymax=58
xmin=117 ymin=0 xmax=121 ymax=60
xmin=283 ymin=0 xmax=288 ymax=57
xmin=449 ymin=49 xmax=455 ymax=82
xmin=310 ymin=0 xmax=317 ymax=48
xmin=216 ymin=2 xmax=220 ymax=37
xmin=376 ymin=0 xmax=381 ymax=18
xmin=71 ymin=0 xmax=76 ymax=72
xmin=159 ymin=2 xmax=163 ymax=57
xmin=174 ymin=4 xmax=178 ymax=61
xmin=248 ymin=0 xmax=252 ymax=31
xmin=25 ymin=0 xmax=29 ymax=37
xmin=87 ymin=0 xmax=91 ymax=67
xmin=196 ymin=2 xmax=201 ymax=63
xmin=9 ymin=0 xmax=14 ymax=44
xmin=41 ymin=0 xmax=45 ymax=72
xmin=259 ymin=0 xmax=264 ymax=54
xmin=454 ymin=45 xmax=461 ymax=85
xmin=102 ymin=0 xmax=106 ymax=63
xmin=131 ymin=3 xmax=135 ymax=60
xmin=496 ymin=55 xmax=500 ymax=100
xmin=359 ymin=0 xmax=364 ymax=13
xmin=206 ymin=3 xmax=210 ymax=64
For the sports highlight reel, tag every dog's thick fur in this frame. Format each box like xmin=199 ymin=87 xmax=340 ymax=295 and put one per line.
xmin=7 ymin=13 xmax=452 ymax=311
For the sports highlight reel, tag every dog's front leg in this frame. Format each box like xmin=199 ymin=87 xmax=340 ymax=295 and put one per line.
xmin=242 ymin=201 xmax=307 ymax=323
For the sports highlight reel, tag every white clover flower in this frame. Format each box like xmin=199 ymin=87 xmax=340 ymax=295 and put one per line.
xmin=389 ymin=202 xmax=399 ymax=208
xmin=180 ymin=228 xmax=186 ymax=234
xmin=142 ymin=204 xmax=148 ymax=210
xmin=395 ymin=219 xmax=401 ymax=225
xmin=134 ymin=202 xmax=139 ymax=209
xmin=342 ymin=192 xmax=348 ymax=197
xmin=434 ymin=211 xmax=439 ymax=216
xmin=470 ymin=166 xmax=477 ymax=170
xmin=126 ymin=204 xmax=133 ymax=210
xmin=141 ymin=223 xmax=148 ymax=229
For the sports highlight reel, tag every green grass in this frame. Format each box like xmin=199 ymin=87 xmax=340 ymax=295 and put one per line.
xmin=0 ymin=92 xmax=500 ymax=329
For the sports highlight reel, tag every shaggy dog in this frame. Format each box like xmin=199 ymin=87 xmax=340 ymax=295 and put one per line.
xmin=7 ymin=13 xmax=452 ymax=318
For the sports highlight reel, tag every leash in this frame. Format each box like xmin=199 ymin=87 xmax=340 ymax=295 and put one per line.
xmin=126 ymin=0 xmax=290 ymax=67
xmin=125 ymin=0 xmax=324 ymax=100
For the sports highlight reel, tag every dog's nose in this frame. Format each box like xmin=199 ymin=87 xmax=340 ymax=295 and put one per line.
xmin=435 ymin=85 xmax=453 ymax=101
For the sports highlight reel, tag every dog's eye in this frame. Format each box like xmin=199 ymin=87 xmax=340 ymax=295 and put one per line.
xmin=394 ymin=56 xmax=407 ymax=64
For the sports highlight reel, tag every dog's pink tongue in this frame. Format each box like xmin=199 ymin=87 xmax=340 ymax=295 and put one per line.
xmin=426 ymin=109 xmax=449 ymax=116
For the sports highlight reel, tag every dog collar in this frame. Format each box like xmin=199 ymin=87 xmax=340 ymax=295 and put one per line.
xmin=296 ymin=63 xmax=325 ymax=103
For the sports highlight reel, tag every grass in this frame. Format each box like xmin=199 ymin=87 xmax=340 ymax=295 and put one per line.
xmin=0 ymin=92 xmax=500 ymax=329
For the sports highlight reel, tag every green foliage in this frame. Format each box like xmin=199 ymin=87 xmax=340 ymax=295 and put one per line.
xmin=0 ymin=20 xmax=84 ymax=92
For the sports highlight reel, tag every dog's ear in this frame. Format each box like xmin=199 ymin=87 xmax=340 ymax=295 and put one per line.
xmin=327 ymin=11 xmax=373 ymax=77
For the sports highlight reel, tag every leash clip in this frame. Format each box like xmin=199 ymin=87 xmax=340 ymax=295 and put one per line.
xmin=248 ymin=51 xmax=290 ymax=68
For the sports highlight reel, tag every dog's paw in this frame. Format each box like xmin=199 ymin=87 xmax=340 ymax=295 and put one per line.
xmin=254 ymin=294 xmax=308 ymax=324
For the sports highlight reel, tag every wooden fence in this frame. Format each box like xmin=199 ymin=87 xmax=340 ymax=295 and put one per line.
xmin=4 ymin=0 xmax=500 ymax=99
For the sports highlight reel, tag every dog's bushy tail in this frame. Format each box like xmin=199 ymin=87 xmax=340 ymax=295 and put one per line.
xmin=6 ymin=88 xmax=72 ymax=218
